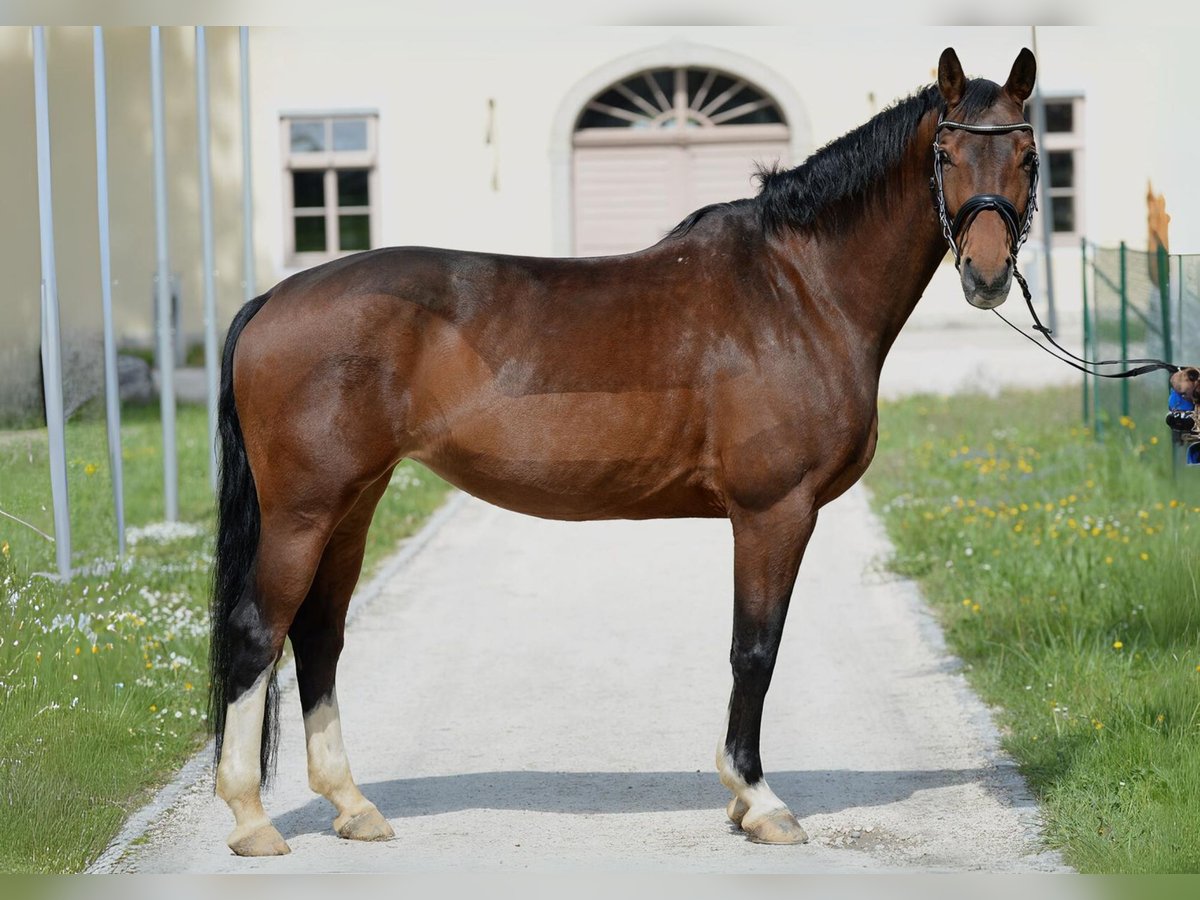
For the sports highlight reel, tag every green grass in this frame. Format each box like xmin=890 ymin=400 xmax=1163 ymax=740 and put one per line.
xmin=867 ymin=386 xmax=1200 ymax=873
xmin=0 ymin=404 xmax=451 ymax=873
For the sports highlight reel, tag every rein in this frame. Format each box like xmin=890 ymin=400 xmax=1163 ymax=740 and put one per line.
xmin=931 ymin=116 xmax=1181 ymax=380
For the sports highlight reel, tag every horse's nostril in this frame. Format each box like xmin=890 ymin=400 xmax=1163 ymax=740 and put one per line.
xmin=964 ymin=257 xmax=973 ymax=268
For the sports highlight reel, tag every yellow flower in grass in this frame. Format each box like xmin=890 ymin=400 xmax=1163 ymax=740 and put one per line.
xmin=1113 ymin=640 xmax=1124 ymax=650
xmin=84 ymin=463 xmax=98 ymax=476
xmin=1140 ymin=552 xmax=1150 ymax=561
xmin=1 ymin=541 xmax=8 ymax=557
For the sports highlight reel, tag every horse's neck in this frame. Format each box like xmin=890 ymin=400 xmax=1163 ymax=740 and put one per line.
xmin=788 ymin=113 xmax=949 ymax=370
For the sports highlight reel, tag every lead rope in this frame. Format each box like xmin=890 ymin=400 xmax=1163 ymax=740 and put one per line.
xmin=992 ymin=272 xmax=1179 ymax=380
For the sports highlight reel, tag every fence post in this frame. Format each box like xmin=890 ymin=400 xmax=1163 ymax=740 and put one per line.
xmin=1157 ymin=243 xmax=1177 ymax=478
xmin=33 ymin=26 xmax=72 ymax=581
xmin=1119 ymin=241 xmax=1130 ymax=418
xmin=196 ymin=26 xmax=219 ymax=494
xmin=150 ymin=26 xmax=178 ymax=523
xmin=1080 ymin=237 xmax=1090 ymax=427
xmin=94 ymin=27 xmax=126 ymax=558
xmin=240 ymin=26 xmax=255 ymax=305
xmin=1158 ymin=243 xmax=1172 ymax=363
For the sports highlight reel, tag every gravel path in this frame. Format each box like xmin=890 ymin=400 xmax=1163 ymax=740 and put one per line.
xmin=106 ymin=482 xmax=1068 ymax=873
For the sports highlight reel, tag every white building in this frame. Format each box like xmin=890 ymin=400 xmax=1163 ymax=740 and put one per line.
xmin=2 ymin=25 xmax=1197 ymax=420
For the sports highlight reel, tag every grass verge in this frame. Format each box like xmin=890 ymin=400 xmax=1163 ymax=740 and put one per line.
xmin=0 ymin=403 xmax=451 ymax=873
xmin=867 ymin=385 xmax=1200 ymax=873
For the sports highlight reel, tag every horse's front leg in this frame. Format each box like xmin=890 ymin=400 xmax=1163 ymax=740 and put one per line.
xmin=717 ymin=489 xmax=816 ymax=844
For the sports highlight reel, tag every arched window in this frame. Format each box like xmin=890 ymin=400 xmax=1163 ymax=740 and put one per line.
xmin=576 ymin=67 xmax=785 ymax=133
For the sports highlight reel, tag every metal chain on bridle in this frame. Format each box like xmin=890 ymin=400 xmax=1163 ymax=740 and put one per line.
xmin=930 ymin=115 xmax=1181 ymax=380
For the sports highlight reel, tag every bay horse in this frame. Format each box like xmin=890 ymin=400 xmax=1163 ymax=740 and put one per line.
xmin=209 ymin=47 xmax=1039 ymax=856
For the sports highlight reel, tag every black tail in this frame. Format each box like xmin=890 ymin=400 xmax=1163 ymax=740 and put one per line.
xmin=209 ymin=291 xmax=276 ymax=784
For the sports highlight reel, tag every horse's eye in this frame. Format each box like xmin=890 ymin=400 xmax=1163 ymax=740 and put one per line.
xmin=1022 ymin=149 xmax=1037 ymax=170
xmin=936 ymin=148 xmax=953 ymax=166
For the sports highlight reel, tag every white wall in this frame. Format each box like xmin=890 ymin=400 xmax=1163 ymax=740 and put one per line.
xmin=247 ymin=25 xmax=1200 ymax=294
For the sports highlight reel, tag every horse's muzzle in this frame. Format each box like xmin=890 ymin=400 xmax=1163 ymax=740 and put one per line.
xmin=961 ymin=257 xmax=1013 ymax=309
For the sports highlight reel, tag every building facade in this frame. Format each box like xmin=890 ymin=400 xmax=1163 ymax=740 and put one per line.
xmin=2 ymin=25 xmax=1197 ymax=422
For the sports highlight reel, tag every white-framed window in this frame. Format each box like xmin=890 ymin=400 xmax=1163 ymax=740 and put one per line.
xmin=1026 ymin=95 xmax=1084 ymax=242
xmin=281 ymin=112 xmax=379 ymax=266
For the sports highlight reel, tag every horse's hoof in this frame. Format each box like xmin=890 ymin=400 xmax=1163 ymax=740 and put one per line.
xmin=335 ymin=807 xmax=395 ymax=842
xmin=228 ymin=823 xmax=292 ymax=857
xmin=726 ymin=796 xmax=749 ymax=826
xmin=742 ymin=808 xmax=809 ymax=845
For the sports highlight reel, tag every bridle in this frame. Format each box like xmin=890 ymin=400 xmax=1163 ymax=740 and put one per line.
xmin=930 ymin=116 xmax=1039 ymax=275
xmin=931 ymin=115 xmax=1181 ymax=380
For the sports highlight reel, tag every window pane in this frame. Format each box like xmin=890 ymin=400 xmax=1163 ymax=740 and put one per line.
xmin=332 ymin=119 xmax=369 ymax=151
xmin=577 ymin=107 xmax=631 ymax=129
xmin=1044 ymin=101 xmax=1074 ymax=133
xmin=339 ymin=214 xmax=370 ymax=251
xmin=337 ymin=169 xmax=370 ymax=207
xmin=292 ymin=171 xmax=325 ymax=208
xmin=1048 ymin=150 xmax=1074 ymax=189
xmin=290 ymin=120 xmax=325 ymax=152
xmin=1051 ymin=195 xmax=1075 ymax=233
xmin=294 ymin=216 xmax=327 ymax=252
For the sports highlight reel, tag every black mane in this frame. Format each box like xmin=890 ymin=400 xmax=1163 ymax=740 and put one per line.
xmin=667 ymin=78 xmax=1005 ymax=239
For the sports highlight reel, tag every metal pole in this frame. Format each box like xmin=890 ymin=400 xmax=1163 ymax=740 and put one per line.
xmin=1030 ymin=26 xmax=1057 ymax=334
xmin=1119 ymin=241 xmax=1130 ymax=419
xmin=1158 ymin=243 xmax=1172 ymax=363
xmin=1080 ymin=237 xmax=1090 ymax=427
xmin=94 ymin=27 xmax=125 ymax=556
xmin=1090 ymin=243 xmax=1101 ymax=435
xmin=239 ymin=26 xmax=256 ymax=304
xmin=196 ymin=26 xmax=218 ymax=493
xmin=33 ymin=26 xmax=72 ymax=580
xmin=150 ymin=26 xmax=178 ymax=522
xmin=1157 ymin=243 xmax=1176 ymax=478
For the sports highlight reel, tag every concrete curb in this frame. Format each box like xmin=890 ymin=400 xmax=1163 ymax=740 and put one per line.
xmin=85 ymin=489 xmax=468 ymax=874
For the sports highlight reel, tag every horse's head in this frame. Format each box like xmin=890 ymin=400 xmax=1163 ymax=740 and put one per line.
xmin=934 ymin=47 xmax=1038 ymax=310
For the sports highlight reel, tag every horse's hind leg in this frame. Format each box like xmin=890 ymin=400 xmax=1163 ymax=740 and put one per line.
xmin=216 ymin=504 xmax=340 ymax=857
xmin=290 ymin=468 xmax=395 ymax=842
xmin=716 ymin=489 xmax=816 ymax=845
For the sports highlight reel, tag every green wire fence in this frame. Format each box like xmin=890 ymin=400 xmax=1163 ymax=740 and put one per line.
xmin=1082 ymin=240 xmax=1200 ymax=480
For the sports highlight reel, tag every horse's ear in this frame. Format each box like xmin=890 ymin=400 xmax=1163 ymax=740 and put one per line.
xmin=938 ymin=48 xmax=966 ymax=108
xmin=1004 ymin=48 xmax=1036 ymax=104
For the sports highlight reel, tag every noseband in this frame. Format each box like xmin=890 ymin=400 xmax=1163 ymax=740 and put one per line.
xmin=930 ymin=118 xmax=1039 ymax=270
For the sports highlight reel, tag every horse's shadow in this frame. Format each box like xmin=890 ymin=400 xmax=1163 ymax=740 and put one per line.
xmin=272 ymin=767 xmax=1022 ymax=840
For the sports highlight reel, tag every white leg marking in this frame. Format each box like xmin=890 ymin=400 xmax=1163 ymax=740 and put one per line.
xmin=216 ymin=666 xmax=273 ymax=819
xmin=305 ymin=690 xmax=393 ymax=840
xmin=216 ymin=667 xmax=290 ymax=854
xmin=716 ymin=737 xmax=807 ymax=843
xmin=305 ymin=690 xmax=371 ymax=818
xmin=716 ymin=745 xmax=788 ymax=817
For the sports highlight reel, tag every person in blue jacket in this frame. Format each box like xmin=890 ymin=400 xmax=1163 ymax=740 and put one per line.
xmin=1167 ymin=366 xmax=1200 ymax=464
